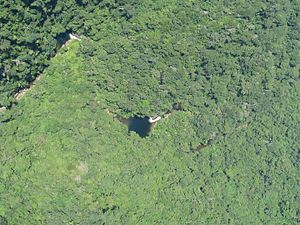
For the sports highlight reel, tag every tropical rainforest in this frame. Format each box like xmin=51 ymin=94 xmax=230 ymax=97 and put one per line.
xmin=0 ymin=0 xmax=299 ymax=224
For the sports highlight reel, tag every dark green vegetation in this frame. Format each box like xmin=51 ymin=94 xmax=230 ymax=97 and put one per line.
xmin=0 ymin=0 xmax=118 ymax=107
xmin=1 ymin=0 xmax=300 ymax=224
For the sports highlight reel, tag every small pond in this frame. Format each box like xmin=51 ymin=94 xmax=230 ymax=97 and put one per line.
xmin=118 ymin=116 xmax=152 ymax=138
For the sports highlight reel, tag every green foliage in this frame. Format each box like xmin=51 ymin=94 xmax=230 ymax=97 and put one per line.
xmin=0 ymin=1 xmax=300 ymax=224
xmin=0 ymin=0 xmax=113 ymax=107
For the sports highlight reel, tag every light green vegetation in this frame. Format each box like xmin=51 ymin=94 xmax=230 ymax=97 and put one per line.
xmin=1 ymin=41 xmax=299 ymax=224
xmin=1 ymin=0 xmax=300 ymax=224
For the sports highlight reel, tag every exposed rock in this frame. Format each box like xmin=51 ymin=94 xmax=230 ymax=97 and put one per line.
xmin=149 ymin=116 xmax=161 ymax=123
xmin=69 ymin=33 xmax=82 ymax=41
xmin=0 ymin=107 xmax=6 ymax=113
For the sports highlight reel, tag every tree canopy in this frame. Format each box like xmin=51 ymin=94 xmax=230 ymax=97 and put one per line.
xmin=0 ymin=0 xmax=299 ymax=224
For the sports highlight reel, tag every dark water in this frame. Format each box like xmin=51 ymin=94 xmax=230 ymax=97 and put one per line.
xmin=55 ymin=32 xmax=70 ymax=50
xmin=118 ymin=116 xmax=152 ymax=138
xmin=115 ymin=102 xmax=182 ymax=138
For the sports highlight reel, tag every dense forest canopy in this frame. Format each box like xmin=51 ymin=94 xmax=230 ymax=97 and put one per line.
xmin=0 ymin=0 xmax=299 ymax=224
xmin=1 ymin=0 xmax=299 ymax=108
